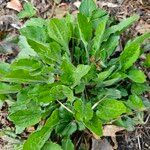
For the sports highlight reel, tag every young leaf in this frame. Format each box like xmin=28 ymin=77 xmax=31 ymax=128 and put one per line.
xmin=74 ymin=99 xmax=93 ymax=122
xmin=96 ymin=99 xmax=126 ymax=121
xmin=0 ymin=83 xmax=21 ymax=94
xmin=91 ymin=15 xmax=108 ymax=56
xmin=77 ymin=13 xmax=92 ymax=45
xmin=9 ymin=107 xmax=41 ymax=128
xmin=103 ymin=15 xmax=139 ymax=40
xmin=73 ymin=64 xmax=91 ymax=87
xmin=47 ymin=18 xmax=71 ymax=53
xmin=85 ymin=115 xmax=103 ymax=136
xmin=79 ymin=0 xmax=97 ymax=17
xmin=62 ymin=138 xmax=74 ymax=150
xmin=126 ymin=94 xmax=145 ymax=111
xmin=18 ymin=2 xmax=36 ymax=19
xmin=128 ymin=69 xmax=146 ymax=83
xmin=23 ymin=109 xmax=59 ymax=150
xmin=42 ymin=142 xmax=62 ymax=150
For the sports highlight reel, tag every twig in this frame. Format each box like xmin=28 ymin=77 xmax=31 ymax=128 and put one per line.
xmin=57 ymin=100 xmax=73 ymax=114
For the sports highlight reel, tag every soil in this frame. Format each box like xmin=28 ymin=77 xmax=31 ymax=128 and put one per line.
xmin=0 ymin=0 xmax=150 ymax=150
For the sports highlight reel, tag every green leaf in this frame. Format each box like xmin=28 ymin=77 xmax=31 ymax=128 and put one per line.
xmin=91 ymin=15 xmax=108 ymax=56
xmin=128 ymin=69 xmax=146 ymax=83
xmin=17 ymin=36 xmax=37 ymax=59
xmin=73 ymin=64 xmax=91 ymax=87
xmin=0 ymin=62 xmax=10 ymax=75
xmin=0 ymin=69 xmax=47 ymax=83
xmin=144 ymin=53 xmax=150 ymax=67
xmin=0 ymin=83 xmax=21 ymax=94
xmin=42 ymin=142 xmax=62 ymax=150
xmin=18 ymin=2 xmax=36 ymax=19
xmin=131 ymin=83 xmax=150 ymax=95
xmin=23 ymin=109 xmax=59 ymax=150
xmin=103 ymin=15 xmax=139 ymax=40
xmin=126 ymin=94 xmax=145 ymax=111
xmin=79 ymin=0 xmax=97 ymax=17
xmin=120 ymin=44 xmax=140 ymax=70
xmin=96 ymin=99 xmax=126 ymax=121
xmin=48 ymin=18 xmax=71 ymax=52
xmin=74 ymin=99 xmax=93 ymax=122
xmin=9 ymin=107 xmax=41 ymax=128
xmin=62 ymin=138 xmax=74 ymax=150
xmin=95 ymin=65 xmax=115 ymax=82
xmin=77 ymin=13 xmax=92 ymax=45
xmin=20 ymin=26 xmax=47 ymax=42
xmin=11 ymin=58 xmax=42 ymax=72
xmin=60 ymin=59 xmax=75 ymax=85
xmin=85 ymin=115 xmax=103 ymax=136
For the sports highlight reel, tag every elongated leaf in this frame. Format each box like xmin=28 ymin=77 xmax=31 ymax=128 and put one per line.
xmin=74 ymin=99 xmax=93 ymax=122
xmin=79 ymin=0 xmax=97 ymax=17
xmin=0 ymin=69 xmax=47 ymax=83
xmin=23 ymin=109 xmax=59 ymax=150
xmin=85 ymin=115 xmax=103 ymax=136
xmin=120 ymin=44 xmax=140 ymax=70
xmin=73 ymin=64 xmax=91 ymax=87
xmin=126 ymin=94 xmax=145 ymax=111
xmin=128 ymin=69 xmax=146 ymax=83
xmin=96 ymin=99 xmax=126 ymax=121
xmin=62 ymin=138 xmax=74 ymax=150
xmin=42 ymin=142 xmax=62 ymax=150
xmin=0 ymin=83 xmax=21 ymax=94
xmin=9 ymin=107 xmax=41 ymax=128
xmin=0 ymin=62 xmax=10 ymax=75
xmin=48 ymin=18 xmax=71 ymax=52
xmin=77 ymin=13 xmax=92 ymax=45
xmin=103 ymin=15 xmax=139 ymax=40
xmin=91 ymin=15 xmax=108 ymax=56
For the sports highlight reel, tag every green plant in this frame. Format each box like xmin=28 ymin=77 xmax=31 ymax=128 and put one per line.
xmin=0 ymin=0 xmax=150 ymax=149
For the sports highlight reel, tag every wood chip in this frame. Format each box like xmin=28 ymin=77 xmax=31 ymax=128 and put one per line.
xmin=6 ymin=0 xmax=22 ymax=12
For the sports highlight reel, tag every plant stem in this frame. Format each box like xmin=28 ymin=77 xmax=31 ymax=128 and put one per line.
xmin=92 ymin=95 xmax=107 ymax=110
xmin=57 ymin=100 xmax=73 ymax=114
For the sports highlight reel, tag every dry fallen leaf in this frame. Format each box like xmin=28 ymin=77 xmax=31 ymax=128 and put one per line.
xmin=26 ymin=126 xmax=35 ymax=133
xmin=103 ymin=125 xmax=125 ymax=137
xmin=6 ymin=0 xmax=22 ymax=12
xmin=73 ymin=1 xmax=81 ymax=9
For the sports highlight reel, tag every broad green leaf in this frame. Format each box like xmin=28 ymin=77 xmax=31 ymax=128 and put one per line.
xmin=0 ymin=83 xmax=21 ymax=94
xmin=73 ymin=64 xmax=91 ymax=87
xmin=91 ymin=15 xmax=108 ymax=56
xmin=95 ymin=65 xmax=115 ymax=82
xmin=23 ymin=109 xmax=59 ymax=150
xmin=75 ymin=83 xmax=85 ymax=94
xmin=62 ymin=138 xmax=74 ymax=150
xmin=120 ymin=44 xmax=140 ymax=70
xmin=126 ymin=94 xmax=145 ymax=111
xmin=0 ymin=62 xmax=10 ymax=75
xmin=120 ymin=33 xmax=150 ymax=70
xmin=0 ymin=69 xmax=47 ymax=83
xmin=23 ymin=18 xmax=46 ymax=27
xmin=96 ymin=99 xmax=126 ymax=121
xmin=9 ymin=107 xmax=41 ymax=128
xmin=90 ymin=9 xmax=107 ymax=29
xmin=74 ymin=99 xmax=93 ymax=122
xmin=103 ymin=15 xmax=139 ymax=40
xmin=60 ymin=60 xmax=75 ymax=85
xmin=17 ymin=36 xmax=37 ymax=59
xmin=11 ymin=58 xmax=42 ymax=72
xmin=42 ymin=142 xmax=62 ymax=150
xmin=131 ymin=83 xmax=150 ymax=95
xmin=79 ymin=0 xmax=97 ymax=17
xmin=20 ymin=26 xmax=47 ymax=42
xmin=85 ymin=115 xmax=102 ymax=136
xmin=128 ymin=69 xmax=146 ymax=83
xmin=48 ymin=18 xmax=71 ymax=52
xmin=77 ymin=13 xmax=92 ymax=46
xmin=18 ymin=2 xmax=36 ymax=19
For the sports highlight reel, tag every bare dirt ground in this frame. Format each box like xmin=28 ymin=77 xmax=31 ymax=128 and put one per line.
xmin=0 ymin=0 xmax=150 ymax=149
